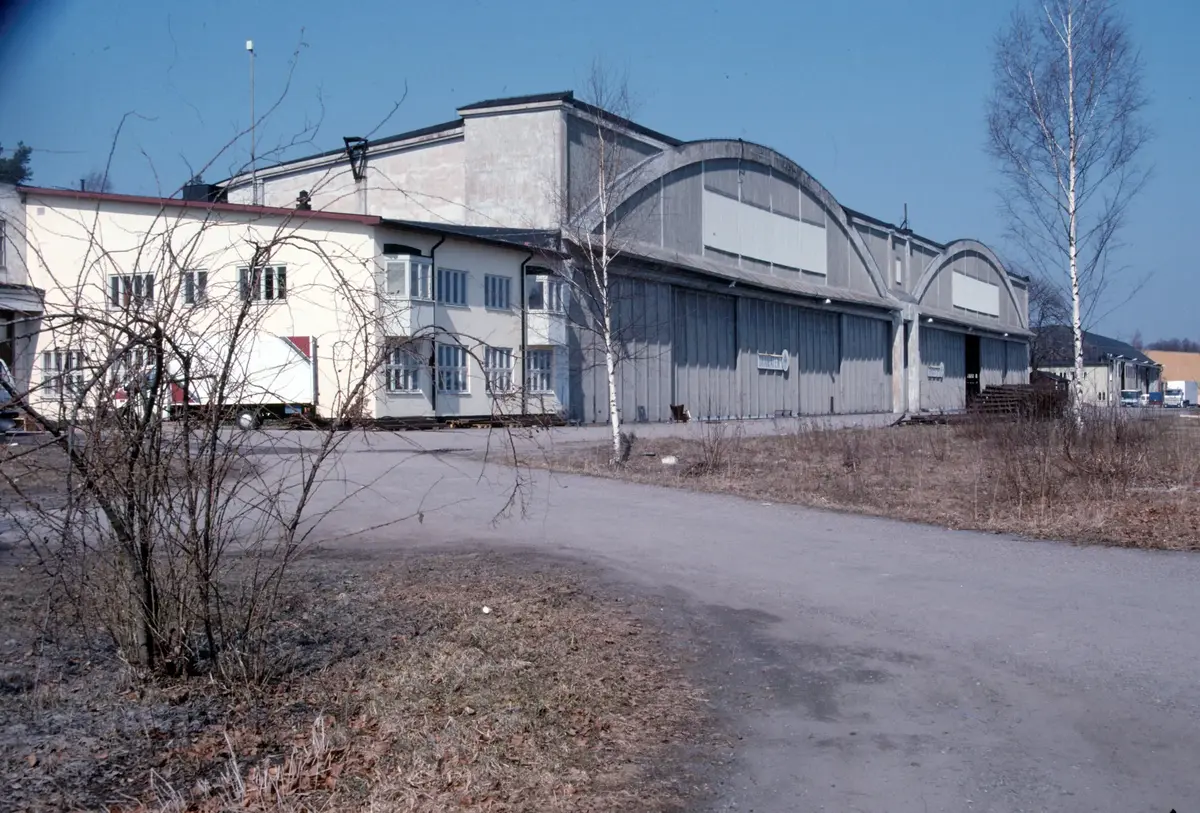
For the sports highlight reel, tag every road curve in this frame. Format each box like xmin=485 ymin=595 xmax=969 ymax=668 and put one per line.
xmin=297 ymin=431 xmax=1200 ymax=813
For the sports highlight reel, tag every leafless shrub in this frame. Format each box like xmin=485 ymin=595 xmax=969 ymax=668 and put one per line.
xmin=1 ymin=168 xmax=521 ymax=686
xmin=683 ymin=421 xmax=742 ymax=478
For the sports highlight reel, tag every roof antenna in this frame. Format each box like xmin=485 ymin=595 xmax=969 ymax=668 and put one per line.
xmin=900 ymin=202 xmax=909 ymax=232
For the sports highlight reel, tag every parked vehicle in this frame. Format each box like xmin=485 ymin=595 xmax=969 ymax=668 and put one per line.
xmin=1120 ymin=390 xmax=1141 ymax=407
xmin=117 ymin=333 xmax=319 ymax=430
xmin=1148 ymin=391 xmax=1164 ymax=407
xmin=1163 ymin=380 xmax=1198 ymax=408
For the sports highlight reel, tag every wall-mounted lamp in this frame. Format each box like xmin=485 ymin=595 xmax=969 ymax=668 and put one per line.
xmin=823 ymin=297 xmax=832 ymax=304
xmin=926 ymin=317 xmax=934 ymax=323
xmin=1003 ymin=332 xmax=1009 ymax=337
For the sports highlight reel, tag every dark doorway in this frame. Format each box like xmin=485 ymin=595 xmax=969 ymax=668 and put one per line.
xmin=0 ymin=310 xmax=14 ymax=370
xmin=965 ymin=334 xmax=981 ymax=404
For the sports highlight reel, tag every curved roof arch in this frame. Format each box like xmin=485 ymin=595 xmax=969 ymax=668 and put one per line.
xmin=913 ymin=239 xmax=1028 ymax=330
xmin=573 ymin=139 xmax=895 ymax=301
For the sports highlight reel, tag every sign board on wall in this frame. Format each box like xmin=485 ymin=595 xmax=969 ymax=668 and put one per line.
xmin=926 ymin=362 xmax=945 ymax=380
xmin=757 ymin=350 xmax=790 ymax=372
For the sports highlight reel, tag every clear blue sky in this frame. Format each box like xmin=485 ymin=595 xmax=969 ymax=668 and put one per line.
xmin=0 ymin=0 xmax=1194 ymax=341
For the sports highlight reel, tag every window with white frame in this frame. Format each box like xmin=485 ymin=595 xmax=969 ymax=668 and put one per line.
xmin=238 ymin=265 xmax=286 ymax=302
xmin=436 ymin=268 xmax=468 ymax=306
xmin=484 ymin=347 xmax=514 ymax=393
xmin=384 ymin=256 xmax=433 ymax=299
xmin=109 ymin=273 xmax=154 ymax=309
xmin=436 ymin=343 xmax=469 ymax=393
xmin=41 ymin=348 xmax=86 ymax=398
xmin=182 ymin=269 xmax=208 ymax=306
xmin=384 ymin=340 xmax=424 ymax=393
xmin=484 ymin=274 xmax=511 ymax=310
xmin=410 ymin=258 xmax=432 ymax=299
xmin=527 ymin=275 xmax=566 ymax=313
xmin=525 ymin=348 xmax=554 ymax=393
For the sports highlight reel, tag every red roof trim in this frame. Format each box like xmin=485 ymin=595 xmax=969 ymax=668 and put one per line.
xmin=20 ymin=186 xmax=383 ymax=226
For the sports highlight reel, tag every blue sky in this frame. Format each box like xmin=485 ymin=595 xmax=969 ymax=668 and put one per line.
xmin=0 ymin=0 xmax=1194 ymax=341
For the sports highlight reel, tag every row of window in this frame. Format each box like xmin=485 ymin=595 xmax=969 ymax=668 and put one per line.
xmin=382 ymin=256 xmax=567 ymax=312
xmin=383 ymin=343 xmax=554 ymax=395
xmin=106 ymin=267 xmax=284 ymax=309
xmin=38 ymin=344 xmax=556 ymax=399
xmin=102 ymin=263 xmax=567 ymax=313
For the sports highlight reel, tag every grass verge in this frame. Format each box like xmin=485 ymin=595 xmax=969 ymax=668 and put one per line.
xmin=0 ymin=550 xmax=706 ymax=811
xmin=533 ymin=412 xmax=1200 ymax=549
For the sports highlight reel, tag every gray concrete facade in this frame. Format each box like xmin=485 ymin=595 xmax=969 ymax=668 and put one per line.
xmin=223 ymin=91 xmax=1028 ymax=420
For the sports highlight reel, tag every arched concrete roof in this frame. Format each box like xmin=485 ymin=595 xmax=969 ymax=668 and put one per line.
xmin=574 ymin=139 xmax=895 ymax=302
xmin=913 ymin=239 xmax=1028 ymax=330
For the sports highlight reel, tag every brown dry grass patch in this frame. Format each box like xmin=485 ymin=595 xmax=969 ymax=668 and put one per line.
xmin=535 ymin=413 xmax=1200 ymax=549
xmin=0 ymin=550 xmax=705 ymax=811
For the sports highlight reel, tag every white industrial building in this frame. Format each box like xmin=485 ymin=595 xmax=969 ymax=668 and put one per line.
xmin=220 ymin=91 xmax=1030 ymax=423
xmin=0 ymin=91 xmax=1029 ymax=425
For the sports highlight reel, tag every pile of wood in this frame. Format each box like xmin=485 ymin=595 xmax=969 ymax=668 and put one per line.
xmin=968 ymin=383 xmax=1068 ymax=418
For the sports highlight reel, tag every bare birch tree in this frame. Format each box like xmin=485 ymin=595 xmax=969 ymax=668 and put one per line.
xmin=554 ymin=62 xmax=651 ymax=465
xmin=987 ymin=0 xmax=1149 ymax=421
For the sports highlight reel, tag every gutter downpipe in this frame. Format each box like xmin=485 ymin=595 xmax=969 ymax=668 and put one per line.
xmin=519 ymin=251 xmax=534 ymax=417
xmin=428 ymin=236 xmax=446 ymax=416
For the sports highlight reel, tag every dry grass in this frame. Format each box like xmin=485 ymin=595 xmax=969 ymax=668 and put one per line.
xmin=0 ymin=550 xmax=706 ymax=811
xmin=536 ymin=412 xmax=1200 ymax=550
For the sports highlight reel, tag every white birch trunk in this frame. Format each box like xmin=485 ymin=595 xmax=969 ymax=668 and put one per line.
xmin=1065 ymin=3 xmax=1085 ymax=427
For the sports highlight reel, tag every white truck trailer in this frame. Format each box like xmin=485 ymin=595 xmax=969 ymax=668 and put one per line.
xmin=115 ymin=333 xmax=319 ymax=429
xmin=1163 ymin=380 xmax=1197 ymax=408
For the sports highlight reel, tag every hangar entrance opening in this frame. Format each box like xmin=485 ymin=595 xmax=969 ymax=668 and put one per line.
xmin=965 ymin=334 xmax=981 ymax=404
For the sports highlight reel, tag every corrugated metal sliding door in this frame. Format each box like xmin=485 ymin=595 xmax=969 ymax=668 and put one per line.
xmin=919 ymin=327 xmax=966 ymax=411
xmin=980 ymin=337 xmax=1006 ymax=389
xmin=1004 ymin=341 xmax=1029 ymax=384
xmin=839 ymin=314 xmax=891 ymax=413
xmin=798 ymin=308 xmax=840 ymax=415
xmin=737 ymin=298 xmax=802 ymax=419
xmin=612 ymin=277 xmax=674 ymax=423
xmin=673 ymin=288 xmax=737 ymax=419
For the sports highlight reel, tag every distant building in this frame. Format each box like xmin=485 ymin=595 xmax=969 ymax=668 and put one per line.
xmin=1145 ymin=350 xmax=1200 ymax=385
xmin=1035 ymin=326 xmax=1161 ymax=405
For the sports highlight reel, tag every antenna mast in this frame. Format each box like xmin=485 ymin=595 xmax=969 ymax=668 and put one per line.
xmin=247 ymin=39 xmax=257 ymax=204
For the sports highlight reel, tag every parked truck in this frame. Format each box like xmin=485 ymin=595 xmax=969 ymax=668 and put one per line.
xmin=116 ymin=333 xmax=319 ymax=430
xmin=1163 ymin=380 xmax=1197 ymax=409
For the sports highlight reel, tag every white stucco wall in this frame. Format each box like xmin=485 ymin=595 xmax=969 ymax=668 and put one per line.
xmin=21 ymin=193 xmax=549 ymax=422
xmin=369 ymin=229 xmax=536 ymax=419
xmin=22 ymin=194 xmax=378 ymax=419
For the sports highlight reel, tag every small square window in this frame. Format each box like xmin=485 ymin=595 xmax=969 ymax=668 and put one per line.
xmin=384 ymin=340 xmax=424 ymax=393
xmin=182 ymin=269 xmax=208 ymax=306
xmin=109 ymin=273 xmax=154 ymax=309
xmin=484 ymin=275 xmax=511 ymax=310
xmin=40 ymin=348 xmax=86 ymax=398
xmin=526 ymin=348 xmax=554 ymax=393
xmin=436 ymin=343 xmax=469 ymax=393
xmin=436 ymin=268 xmax=468 ymax=306
xmin=484 ymin=347 xmax=514 ymax=393
xmin=239 ymin=265 xmax=286 ymax=302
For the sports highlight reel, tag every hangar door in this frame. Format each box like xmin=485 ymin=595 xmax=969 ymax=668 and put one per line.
xmin=797 ymin=308 xmax=840 ymax=415
xmin=839 ymin=314 xmax=891 ymax=413
xmin=919 ymin=327 xmax=966 ymax=411
xmin=673 ymin=288 xmax=737 ymax=419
